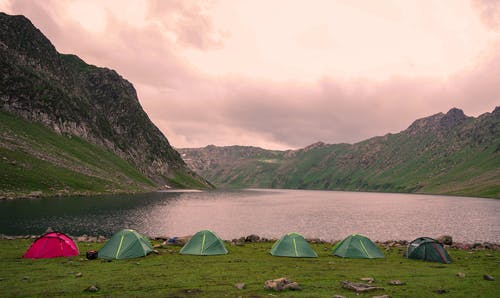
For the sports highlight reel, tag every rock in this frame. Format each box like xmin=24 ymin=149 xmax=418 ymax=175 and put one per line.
xmin=360 ymin=277 xmax=375 ymax=283
xmin=373 ymin=295 xmax=391 ymax=298
xmin=152 ymin=249 xmax=160 ymax=254
xmin=341 ymin=280 xmax=384 ymax=292
xmin=483 ymin=274 xmax=494 ymax=281
xmin=437 ymin=235 xmax=452 ymax=245
xmin=22 ymin=276 xmax=30 ymax=281
xmin=388 ymin=280 xmax=405 ymax=285
xmin=28 ymin=191 xmax=42 ymax=198
xmin=45 ymin=227 xmax=53 ymax=233
xmin=333 ymin=295 xmax=346 ymax=298
xmin=282 ymin=282 xmax=301 ymax=290
xmin=434 ymin=289 xmax=448 ymax=294
xmin=84 ymin=285 xmax=99 ymax=292
xmin=456 ymin=272 xmax=466 ymax=278
xmin=75 ymin=272 xmax=83 ymax=278
xmin=234 ymin=283 xmax=245 ymax=290
xmin=264 ymin=277 xmax=300 ymax=291
xmin=245 ymin=234 xmax=260 ymax=242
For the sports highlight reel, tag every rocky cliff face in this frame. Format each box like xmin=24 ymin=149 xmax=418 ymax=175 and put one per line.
xmin=0 ymin=12 xmax=210 ymax=189
xmin=179 ymin=107 xmax=500 ymax=198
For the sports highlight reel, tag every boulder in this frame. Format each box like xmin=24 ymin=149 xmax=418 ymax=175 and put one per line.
xmin=341 ymin=280 xmax=384 ymax=292
xmin=436 ymin=235 xmax=453 ymax=245
xmin=264 ymin=277 xmax=300 ymax=291
xmin=245 ymin=234 xmax=260 ymax=242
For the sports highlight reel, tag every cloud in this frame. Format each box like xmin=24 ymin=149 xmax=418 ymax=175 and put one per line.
xmin=2 ymin=0 xmax=500 ymax=150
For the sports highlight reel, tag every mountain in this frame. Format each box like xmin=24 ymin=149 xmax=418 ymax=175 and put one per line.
xmin=0 ymin=12 xmax=211 ymax=198
xmin=179 ymin=107 xmax=500 ymax=198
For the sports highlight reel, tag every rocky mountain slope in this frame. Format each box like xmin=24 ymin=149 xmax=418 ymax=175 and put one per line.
xmin=0 ymin=12 xmax=211 ymax=198
xmin=179 ymin=107 xmax=500 ymax=198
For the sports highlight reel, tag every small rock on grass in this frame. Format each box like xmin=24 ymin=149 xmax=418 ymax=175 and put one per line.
xmin=360 ymin=277 xmax=375 ymax=283
xmin=75 ymin=272 xmax=83 ymax=278
xmin=456 ymin=272 xmax=466 ymax=278
xmin=483 ymin=274 xmax=495 ymax=281
xmin=333 ymin=295 xmax=346 ymax=298
xmin=84 ymin=285 xmax=99 ymax=292
xmin=434 ymin=289 xmax=448 ymax=294
xmin=373 ymin=295 xmax=391 ymax=298
xmin=234 ymin=283 xmax=245 ymax=290
xmin=388 ymin=280 xmax=405 ymax=285
xmin=22 ymin=276 xmax=29 ymax=281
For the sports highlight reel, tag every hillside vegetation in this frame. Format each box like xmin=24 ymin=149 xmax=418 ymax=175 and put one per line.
xmin=180 ymin=108 xmax=500 ymax=198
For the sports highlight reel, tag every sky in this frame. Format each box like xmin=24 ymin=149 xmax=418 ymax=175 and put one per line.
xmin=1 ymin=0 xmax=499 ymax=149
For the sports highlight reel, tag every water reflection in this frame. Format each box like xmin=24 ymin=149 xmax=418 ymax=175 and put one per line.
xmin=0 ymin=189 xmax=498 ymax=242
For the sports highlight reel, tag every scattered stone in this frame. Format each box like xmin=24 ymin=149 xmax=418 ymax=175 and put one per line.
xmin=234 ymin=283 xmax=245 ymax=290
xmin=333 ymin=295 xmax=346 ymax=298
xmin=28 ymin=191 xmax=42 ymax=198
xmin=388 ymin=280 xmax=405 ymax=285
xmin=75 ymin=272 xmax=83 ymax=278
xmin=245 ymin=234 xmax=260 ymax=242
xmin=341 ymin=280 xmax=384 ymax=292
xmin=373 ymin=295 xmax=391 ymax=298
xmin=182 ymin=288 xmax=201 ymax=294
xmin=264 ymin=277 xmax=300 ymax=291
xmin=434 ymin=289 xmax=448 ymax=294
xmin=84 ymin=285 xmax=99 ymax=292
xmin=22 ymin=276 xmax=30 ymax=281
xmin=456 ymin=272 xmax=466 ymax=278
xmin=360 ymin=277 xmax=375 ymax=283
xmin=483 ymin=274 xmax=495 ymax=281
xmin=437 ymin=235 xmax=453 ymax=245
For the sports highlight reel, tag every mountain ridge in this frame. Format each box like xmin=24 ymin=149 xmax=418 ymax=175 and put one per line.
xmin=179 ymin=107 xmax=500 ymax=198
xmin=0 ymin=12 xmax=211 ymax=197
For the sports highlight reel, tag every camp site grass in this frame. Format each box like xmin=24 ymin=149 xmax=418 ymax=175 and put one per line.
xmin=0 ymin=239 xmax=498 ymax=297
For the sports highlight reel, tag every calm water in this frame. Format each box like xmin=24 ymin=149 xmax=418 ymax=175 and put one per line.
xmin=0 ymin=189 xmax=498 ymax=242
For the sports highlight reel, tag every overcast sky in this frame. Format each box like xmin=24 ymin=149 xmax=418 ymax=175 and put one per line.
xmin=2 ymin=0 xmax=499 ymax=149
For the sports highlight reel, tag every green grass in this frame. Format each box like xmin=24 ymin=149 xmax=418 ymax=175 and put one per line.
xmin=0 ymin=240 xmax=498 ymax=297
xmin=0 ymin=111 xmax=156 ymax=197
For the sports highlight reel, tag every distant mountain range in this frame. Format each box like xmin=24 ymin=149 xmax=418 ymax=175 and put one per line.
xmin=179 ymin=107 xmax=500 ymax=198
xmin=0 ymin=12 xmax=211 ymax=198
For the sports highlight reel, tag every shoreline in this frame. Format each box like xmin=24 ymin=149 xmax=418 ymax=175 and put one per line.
xmin=2 ymin=234 xmax=498 ymax=250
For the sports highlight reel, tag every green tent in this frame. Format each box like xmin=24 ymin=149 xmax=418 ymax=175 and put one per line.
xmin=270 ymin=232 xmax=318 ymax=258
xmin=179 ymin=230 xmax=228 ymax=255
xmin=405 ymin=237 xmax=451 ymax=263
xmin=332 ymin=234 xmax=384 ymax=258
xmin=99 ymin=229 xmax=153 ymax=259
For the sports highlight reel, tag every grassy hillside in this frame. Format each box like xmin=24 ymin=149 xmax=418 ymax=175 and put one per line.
xmin=0 ymin=239 xmax=498 ymax=297
xmin=0 ymin=111 xmax=157 ymax=198
xmin=180 ymin=108 xmax=500 ymax=198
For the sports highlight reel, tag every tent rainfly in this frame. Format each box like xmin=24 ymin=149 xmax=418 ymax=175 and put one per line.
xmin=332 ymin=234 xmax=384 ymax=258
xmin=270 ymin=232 xmax=318 ymax=258
xmin=179 ymin=230 xmax=228 ymax=255
xmin=98 ymin=229 xmax=153 ymax=259
xmin=405 ymin=237 xmax=452 ymax=263
xmin=23 ymin=232 xmax=79 ymax=259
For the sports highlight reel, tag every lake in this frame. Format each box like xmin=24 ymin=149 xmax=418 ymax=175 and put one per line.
xmin=0 ymin=189 xmax=498 ymax=243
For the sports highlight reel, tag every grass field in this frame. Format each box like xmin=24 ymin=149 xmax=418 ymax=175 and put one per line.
xmin=0 ymin=239 xmax=498 ymax=297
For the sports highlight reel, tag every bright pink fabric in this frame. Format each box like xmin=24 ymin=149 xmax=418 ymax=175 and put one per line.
xmin=23 ymin=232 xmax=79 ymax=259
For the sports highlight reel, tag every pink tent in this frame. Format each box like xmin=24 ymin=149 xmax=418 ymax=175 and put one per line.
xmin=23 ymin=232 xmax=79 ymax=259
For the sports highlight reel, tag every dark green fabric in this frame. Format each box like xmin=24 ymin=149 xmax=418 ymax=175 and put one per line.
xmin=332 ymin=234 xmax=384 ymax=258
xmin=98 ymin=229 xmax=153 ymax=259
xmin=270 ymin=232 xmax=318 ymax=258
xmin=179 ymin=230 xmax=228 ymax=255
xmin=405 ymin=237 xmax=452 ymax=263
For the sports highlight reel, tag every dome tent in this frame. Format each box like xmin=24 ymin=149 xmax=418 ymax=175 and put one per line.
xmin=270 ymin=232 xmax=318 ymax=258
xmin=405 ymin=237 xmax=452 ymax=263
xmin=332 ymin=234 xmax=384 ymax=258
xmin=180 ymin=230 xmax=228 ymax=255
xmin=23 ymin=232 xmax=79 ymax=259
xmin=99 ymin=229 xmax=153 ymax=259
